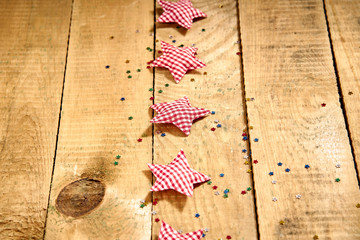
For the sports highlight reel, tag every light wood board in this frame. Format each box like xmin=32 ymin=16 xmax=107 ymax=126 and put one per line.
xmin=239 ymin=0 xmax=360 ymax=239
xmin=325 ymin=0 xmax=360 ymax=177
xmin=0 ymin=0 xmax=72 ymax=239
xmin=44 ymin=0 xmax=154 ymax=239
xmin=152 ymin=0 xmax=258 ymax=239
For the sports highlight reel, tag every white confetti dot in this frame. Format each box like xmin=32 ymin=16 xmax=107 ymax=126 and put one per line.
xmin=272 ymin=197 xmax=278 ymax=202
xmin=271 ymin=180 xmax=277 ymax=184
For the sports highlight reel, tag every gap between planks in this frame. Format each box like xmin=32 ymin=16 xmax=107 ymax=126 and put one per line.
xmin=42 ymin=0 xmax=75 ymax=239
xmin=322 ymin=0 xmax=360 ymax=187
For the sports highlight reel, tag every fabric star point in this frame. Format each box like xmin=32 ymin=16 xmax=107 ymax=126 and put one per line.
xmin=157 ymin=0 xmax=207 ymax=29
xmin=151 ymin=41 xmax=206 ymax=83
xmin=148 ymin=149 xmax=210 ymax=196
xmin=158 ymin=221 xmax=203 ymax=240
xmin=150 ymin=96 xmax=210 ymax=136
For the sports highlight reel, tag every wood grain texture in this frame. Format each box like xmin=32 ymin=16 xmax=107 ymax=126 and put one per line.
xmin=239 ymin=0 xmax=360 ymax=239
xmin=0 ymin=0 xmax=72 ymax=239
xmin=44 ymin=0 xmax=154 ymax=239
xmin=325 ymin=0 xmax=360 ymax=176
xmin=152 ymin=0 xmax=257 ymax=239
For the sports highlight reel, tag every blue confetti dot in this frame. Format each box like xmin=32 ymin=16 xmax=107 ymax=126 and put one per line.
xmin=172 ymin=40 xmax=176 ymax=43
xmin=243 ymin=136 xmax=248 ymax=140
xmin=224 ymin=189 xmax=229 ymax=194
xmin=285 ymin=168 xmax=290 ymax=172
xmin=269 ymin=172 xmax=274 ymax=176
xmin=254 ymin=138 xmax=259 ymax=142
xmin=195 ymin=213 xmax=200 ymax=218
xmin=242 ymin=149 xmax=247 ymax=153
xmin=161 ymin=133 xmax=166 ymax=137
xmin=305 ymin=164 xmax=310 ymax=169
xmin=217 ymin=124 xmax=222 ymax=128
xmin=220 ymin=173 xmax=224 ymax=177
xmin=277 ymin=162 xmax=283 ymax=166
xmin=211 ymin=111 xmax=216 ymax=115
xmin=105 ymin=65 xmax=110 ymax=69
xmin=120 ymin=97 xmax=125 ymax=101
xmin=202 ymin=233 xmax=206 ymax=237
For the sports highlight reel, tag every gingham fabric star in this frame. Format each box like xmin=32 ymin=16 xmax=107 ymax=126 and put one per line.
xmin=157 ymin=0 xmax=207 ymax=29
xmin=158 ymin=221 xmax=203 ymax=240
xmin=148 ymin=149 xmax=210 ymax=196
xmin=151 ymin=41 xmax=205 ymax=83
xmin=150 ymin=96 xmax=210 ymax=136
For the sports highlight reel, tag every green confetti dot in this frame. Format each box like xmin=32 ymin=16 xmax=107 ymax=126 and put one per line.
xmin=335 ymin=178 xmax=341 ymax=182
xmin=140 ymin=204 xmax=145 ymax=208
xmin=149 ymin=49 xmax=153 ymax=52
xmin=137 ymin=69 xmax=141 ymax=72
xmin=116 ymin=155 xmax=121 ymax=159
xmin=158 ymin=90 xmax=163 ymax=93
xmin=223 ymin=194 xmax=228 ymax=198
xmin=146 ymin=47 xmax=150 ymax=50
xmin=179 ymin=44 xmax=184 ymax=47
xmin=128 ymin=116 xmax=133 ymax=120
xmin=126 ymin=70 xmax=131 ymax=74
xmin=114 ymin=161 xmax=119 ymax=166
xmin=202 ymin=28 xmax=205 ymax=32
xmin=165 ymin=84 xmax=169 ymax=87
xmin=128 ymin=75 xmax=132 ymax=78
xmin=207 ymin=181 xmax=212 ymax=185
xmin=247 ymin=187 xmax=252 ymax=191
xmin=149 ymin=88 xmax=153 ymax=91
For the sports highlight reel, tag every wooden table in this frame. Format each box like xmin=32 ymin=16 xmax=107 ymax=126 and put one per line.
xmin=0 ymin=0 xmax=359 ymax=239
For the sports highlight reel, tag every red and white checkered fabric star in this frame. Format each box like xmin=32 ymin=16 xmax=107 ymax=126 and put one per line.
xmin=157 ymin=0 xmax=207 ymax=29
xmin=148 ymin=149 xmax=210 ymax=196
xmin=151 ymin=41 xmax=205 ymax=84
xmin=150 ymin=96 xmax=210 ymax=136
xmin=158 ymin=221 xmax=203 ymax=240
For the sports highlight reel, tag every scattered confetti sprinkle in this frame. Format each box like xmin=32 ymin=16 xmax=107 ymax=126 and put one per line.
xmin=140 ymin=204 xmax=145 ymax=208
xmin=214 ymin=119 xmax=219 ymax=123
xmin=149 ymin=97 xmax=154 ymax=100
xmin=109 ymin=36 xmax=114 ymax=39
xmin=207 ymin=181 xmax=212 ymax=185
xmin=224 ymin=189 xmax=230 ymax=194
xmin=126 ymin=70 xmax=131 ymax=74
xmin=247 ymin=169 xmax=252 ymax=173
xmin=254 ymin=138 xmax=259 ymax=142
xmin=279 ymin=220 xmax=285 ymax=225
xmin=226 ymin=235 xmax=232 ymax=239
xmin=223 ymin=194 xmax=228 ymax=198
xmin=217 ymin=124 xmax=222 ymax=128
xmin=305 ymin=164 xmax=310 ymax=169
xmin=105 ymin=65 xmax=110 ymax=69
xmin=272 ymin=197 xmax=278 ymax=202
xmin=269 ymin=172 xmax=274 ymax=176
xmin=203 ymin=72 xmax=207 ymax=75
xmin=155 ymin=218 xmax=160 ymax=223
xmin=247 ymin=187 xmax=252 ymax=191
xmin=116 ymin=155 xmax=121 ymax=159
xmin=204 ymin=228 xmax=209 ymax=232
xmin=128 ymin=116 xmax=133 ymax=120
xmin=313 ymin=235 xmax=319 ymax=240
xmin=356 ymin=203 xmax=360 ymax=208
xmin=137 ymin=69 xmax=141 ymax=72
xmin=243 ymin=155 xmax=248 ymax=159
xmin=121 ymin=97 xmax=125 ymax=101
xmin=137 ymin=138 xmax=143 ymax=142
xmin=165 ymin=83 xmax=169 ymax=87
xmin=242 ymin=149 xmax=247 ymax=153
xmin=211 ymin=127 xmax=216 ymax=131
xmin=296 ymin=194 xmax=301 ymax=199
xmin=244 ymin=161 xmax=249 ymax=165
xmin=152 ymin=211 xmax=157 ymax=215
xmin=335 ymin=178 xmax=341 ymax=182
xmin=128 ymin=75 xmax=132 ymax=78
xmin=321 ymin=103 xmax=326 ymax=107
xmin=215 ymin=191 xmax=220 ymax=196
xmin=243 ymin=136 xmax=248 ymax=140
xmin=212 ymin=186 xmax=218 ymax=190
xmin=202 ymin=28 xmax=205 ymax=32
xmin=219 ymin=4 xmax=223 ymax=8
xmin=254 ymin=160 xmax=258 ymax=164
xmin=195 ymin=213 xmax=200 ymax=218
xmin=190 ymin=78 xmax=195 ymax=82
xmin=149 ymin=88 xmax=153 ymax=91
xmin=220 ymin=173 xmax=224 ymax=177
xmin=277 ymin=162 xmax=283 ymax=166
xmin=271 ymin=180 xmax=277 ymax=184
xmin=202 ymin=233 xmax=205 ymax=237
xmin=161 ymin=133 xmax=166 ymax=137
xmin=236 ymin=52 xmax=241 ymax=55
xmin=335 ymin=163 xmax=341 ymax=168
xmin=285 ymin=168 xmax=290 ymax=172
xmin=125 ymin=60 xmax=130 ymax=63
xmin=211 ymin=111 xmax=216 ymax=115
xmin=159 ymin=90 xmax=163 ymax=93
xmin=241 ymin=190 xmax=247 ymax=195
xmin=249 ymin=126 xmax=254 ymax=129
xmin=114 ymin=161 xmax=118 ymax=166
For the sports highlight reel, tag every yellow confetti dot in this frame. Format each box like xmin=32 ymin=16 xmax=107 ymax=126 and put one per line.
xmin=190 ymin=78 xmax=195 ymax=82
xmin=203 ymin=72 xmax=207 ymax=75
xmin=244 ymin=161 xmax=249 ymax=165
xmin=155 ymin=39 xmax=159 ymax=42
xmin=219 ymin=4 xmax=223 ymax=8
xmin=356 ymin=203 xmax=360 ymax=208
xmin=313 ymin=235 xmax=319 ymax=240
xmin=247 ymin=169 xmax=252 ymax=173
xmin=125 ymin=60 xmax=130 ymax=63
xmin=246 ymin=98 xmax=250 ymax=101
xmin=249 ymin=126 xmax=254 ymax=129
xmin=279 ymin=220 xmax=285 ymax=225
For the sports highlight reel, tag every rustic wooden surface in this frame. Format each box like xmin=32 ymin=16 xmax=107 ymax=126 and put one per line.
xmin=1 ymin=0 xmax=360 ymax=239
xmin=325 ymin=0 xmax=360 ymax=176
xmin=0 ymin=0 xmax=72 ymax=239
xmin=43 ymin=0 xmax=154 ymax=239
xmin=152 ymin=0 xmax=257 ymax=239
xmin=239 ymin=0 xmax=360 ymax=239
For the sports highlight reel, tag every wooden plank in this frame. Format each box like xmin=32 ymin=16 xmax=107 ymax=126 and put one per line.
xmin=238 ymin=0 xmax=360 ymax=239
xmin=325 ymin=0 xmax=360 ymax=176
xmin=44 ymin=0 xmax=154 ymax=239
xmin=0 ymin=0 xmax=72 ymax=238
xmin=152 ymin=0 xmax=258 ymax=239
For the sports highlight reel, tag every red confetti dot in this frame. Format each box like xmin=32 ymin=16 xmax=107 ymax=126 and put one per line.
xmin=321 ymin=103 xmax=326 ymax=107
xmin=254 ymin=160 xmax=258 ymax=164
xmin=155 ymin=218 xmax=160 ymax=222
xmin=212 ymin=186 xmax=218 ymax=190
xmin=146 ymin=66 xmax=151 ymax=69
xmin=158 ymin=51 xmax=162 ymax=54
xmin=241 ymin=190 xmax=247 ymax=195
xmin=153 ymin=201 xmax=158 ymax=206
xmin=226 ymin=236 xmax=232 ymax=239
xmin=236 ymin=52 xmax=241 ymax=55
xmin=149 ymin=97 xmax=154 ymax=100
xmin=137 ymin=138 xmax=143 ymax=142
xmin=147 ymin=60 xmax=153 ymax=65
xmin=242 ymin=132 xmax=247 ymax=136
xmin=211 ymin=127 xmax=216 ymax=131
